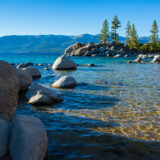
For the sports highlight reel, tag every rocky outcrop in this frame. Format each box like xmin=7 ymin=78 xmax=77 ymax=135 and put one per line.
xmin=0 ymin=119 xmax=10 ymax=158
xmin=64 ymin=42 xmax=136 ymax=57
xmin=0 ymin=60 xmax=19 ymax=121
xmin=17 ymin=69 xmax=32 ymax=91
xmin=9 ymin=115 xmax=48 ymax=160
xmin=51 ymin=76 xmax=76 ymax=89
xmin=23 ymin=67 xmax=41 ymax=78
xmin=28 ymin=84 xmax=62 ymax=105
xmin=64 ymin=42 xmax=85 ymax=56
xmin=52 ymin=55 xmax=77 ymax=70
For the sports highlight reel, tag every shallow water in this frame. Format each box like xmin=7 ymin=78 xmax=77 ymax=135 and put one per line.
xmin=1 ymin=53 xmax=160 ymax=159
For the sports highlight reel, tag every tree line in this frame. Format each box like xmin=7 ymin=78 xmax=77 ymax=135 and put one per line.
xmin=98 ymin=15 xmax=160 ymax=53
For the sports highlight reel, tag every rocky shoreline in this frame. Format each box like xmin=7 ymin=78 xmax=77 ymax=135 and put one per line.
xmin=64 ymin=42 xmax=160 ymax=61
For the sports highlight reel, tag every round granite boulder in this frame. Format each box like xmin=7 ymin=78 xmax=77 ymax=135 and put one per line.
xmin=17 ymin=69 xmax=32 ymax=91
xmin=23 ymin=67 xmax=41 ymax=78
xmin=9 ymin=115 xmax=48 ymax=160
xmin=51 ymin=76 xmax=76 ymax=88
xmin=52 ymin=56 xmax=77 ymax=70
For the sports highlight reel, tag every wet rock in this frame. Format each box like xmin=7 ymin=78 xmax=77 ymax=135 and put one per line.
xmin=9 ymin=115 xmax=48 ymax=160
xmin=17 ymin=62 xmax=33 ymax=69
xmin=0 ymin=119 xmax=10 ymax=158
xmin=23 ymin=67 xmax=41 ymax=78
xmin=28 ymin=84 xmax=62 ymax=105
xmin=52 ymin=55 xmax=77 ymax=70
xmin=0 ymin=60 xmax=19 ymax=121
xmin=152 ymin=55 xmax=160 ymax=63
xmin=87 ymin=63 xmax=96 ymax=67
xmin=51 ymin=76 xmax=76 ymax=89
xmin=17 ymin=69 xmax=32 ymax=91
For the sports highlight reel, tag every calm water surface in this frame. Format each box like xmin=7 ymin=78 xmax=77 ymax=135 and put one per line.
xmin=1 ymin=53 xmax=160 ymax=160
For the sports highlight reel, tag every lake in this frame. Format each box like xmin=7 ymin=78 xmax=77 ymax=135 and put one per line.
xmin=1 ymin=53 xmax=160 ymax=159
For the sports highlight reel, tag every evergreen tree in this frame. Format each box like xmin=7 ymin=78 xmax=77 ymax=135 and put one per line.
xmin=98 ymin=19 xmax=110 ymax=44
xmin=125 ymin=21 xmax=131 ymax=44
xmin=128 ymin=24 xmax=139 ymax=49
xmin=150 ymin=20 xmax=159 ymax=45
xmin=111 ymin=15 xmax=121 ymax=43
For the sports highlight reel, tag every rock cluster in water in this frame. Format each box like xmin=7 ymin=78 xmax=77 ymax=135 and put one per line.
xmin=0 ymin=61 xmax=48 ymax=160
xmin=64 ymin=42 xmax=138 ymax=57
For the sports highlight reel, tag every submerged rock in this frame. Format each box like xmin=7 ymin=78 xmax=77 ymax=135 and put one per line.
xmin=51 ymin=76 xmax=76 ymax=89
xmin=52 ymin=55 xmax=77 ymax=70
xmin=0 ymin=60 xmax=19 ymax=121
xmin=23 ymin=67 xmax=41 ymax=78
xmin=28 ymin=84 xmax=62 ymax=105
xmin=9 ymin=115 xmax=48 ymax=160
xmin=17 ymin=69 xmax=32 ymax=91
xmin=0 ymin=119 xmax=10 ymax=158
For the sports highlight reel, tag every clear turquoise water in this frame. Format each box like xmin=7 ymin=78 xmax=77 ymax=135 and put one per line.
xmin=1 ymin=53 xmax=160 ymax=159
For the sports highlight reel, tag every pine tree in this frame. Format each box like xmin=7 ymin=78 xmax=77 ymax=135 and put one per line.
xmin=98 ymin=19 xmax=110 ymax=44
xmin=150 ymin=20 xmax=159 ymax=45
xmin=128 ymin=24 xmax=139 ymax=49
xmin=125 ymin=21 xmax=131 ymax=44
xmin=111 ymin=15 xmax=121 ymax=43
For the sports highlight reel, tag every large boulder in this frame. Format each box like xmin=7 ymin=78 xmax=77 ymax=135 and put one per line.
xmin=9 ymin=115 xmax=48 ymax=160
xmin=28 ymin=84 xmax=62 ymax=105
xmin=17 ymin=69 xmax=32 ymax=91
xmin=74 ymin=46 xmax=89 ymax=56
xmin=73 ymin=43 xmax=95 ymax=56
xmin=51 ymin=76 xmax=76 ymax=88
xmin=23 ymin=67 xmax=41 ymax=78
xmin=0 ymin=60 xmax=19 ymax=121
xmin=64 ymin=42 xmax=85 ymax=56
xmin=152 ymin=55 xmax=160 ymax=63
xmin=52 ymin=56 xmax=77 ymax=70
xmin=0 ymin=119 xmax=10 ymax=158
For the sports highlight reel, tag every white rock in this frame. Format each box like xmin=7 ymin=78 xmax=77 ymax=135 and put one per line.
xmin=52 ymin=56 xmax=77 ymax=70
xmin=113 ymin=54 xmax=121 ymax=58
xmin=9 ymin=115 xmax=48 ymax=160
xmin=51 ymin=76 xmax=76 ymax=88
xmin=28 ymin=84 xmax=62 ymax=105
xmin=152 ymin=55 xmax=160 ymax=63
xmin=23 ymin=67 xmax=41 ymax=78
xmin=0 ymin=119 xmax=10 ymax=157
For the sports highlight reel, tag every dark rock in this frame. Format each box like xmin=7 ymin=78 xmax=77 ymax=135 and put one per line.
xmin=0 ymin=61 xmax=19 ymax=121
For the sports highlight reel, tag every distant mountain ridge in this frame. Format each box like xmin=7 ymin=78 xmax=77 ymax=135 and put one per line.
xmin=0 ymin=34 xmax=150 ymax=53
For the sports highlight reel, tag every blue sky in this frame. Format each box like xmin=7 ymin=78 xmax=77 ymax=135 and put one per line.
xmin=0 ymin=0 xmax=159 ymax=37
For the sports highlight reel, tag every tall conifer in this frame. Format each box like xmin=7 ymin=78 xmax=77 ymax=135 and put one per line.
xmin=125 ymin=21 xmax=131 ymax=44
xmin=150 ymin=20 xmax=159 ymax=45
xmin=111 ymin=15 xmax=121 ymax=43
xmin=98 ymin=19 xmax=110 ymax=44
